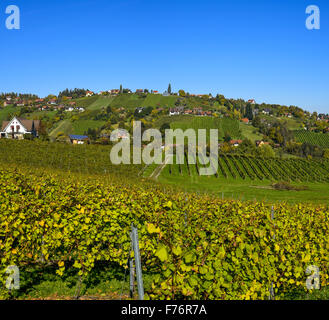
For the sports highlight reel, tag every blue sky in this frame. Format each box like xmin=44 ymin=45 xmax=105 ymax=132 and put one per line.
xmin=0 ymin=0 xmax=328 ymax=113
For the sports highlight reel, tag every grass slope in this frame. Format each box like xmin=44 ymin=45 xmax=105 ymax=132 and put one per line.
xmin=0 ymin=106 xmax=16 ymax=123
xmin=87 ymin=97 xmax=114 ymax=111
xmin=158 ymin=170 xmax=329 ymax=204
xmin=71 ymin=120 xmax=106 ymax=135
xmin=240 ymin=123 xmax=263 ymax=142
xmin=49 ymin=120 xmax=73 ymax=139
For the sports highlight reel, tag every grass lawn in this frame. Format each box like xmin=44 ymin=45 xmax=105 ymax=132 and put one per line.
xmin=260 ymin=115 xmax=303 ymax=130
xmin=110 ymin=94 xmax=145 ymax=110
xmin=240 ymin=123 xmax=263 ymax=142
xmin=87 ymin=96 xmax=115 ymax=111
xmin=73 ymin=96 xmax=99 ymax=109
xmin=49 ymin=119 xmax=106 ymax=138
xmin=24 ymin=110 xmax=58 ymax=119
xmin=157 ymin=170 xmax=329 ymax=204
xmin=49 ymin=120 xmax=73 ymax=139
xmin=0 ymin=106 xmax=17 ymax=123
xmin=71 ymin=120 xmax=106 ymax=135
xmin=277 ymin=117 xmax=303 ymax=130
xmin=143 ymin=94 xmax=177 ymax=108
xmin=154 ymin=115 xmax=194 ymax=128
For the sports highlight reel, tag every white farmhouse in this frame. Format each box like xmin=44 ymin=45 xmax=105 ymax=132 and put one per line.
xmin=0 ymin=117 xmax=41 ymax=140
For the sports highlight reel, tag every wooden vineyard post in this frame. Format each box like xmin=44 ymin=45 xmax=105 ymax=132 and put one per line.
xmin=131 ymin=224 xmax=144 ymax=300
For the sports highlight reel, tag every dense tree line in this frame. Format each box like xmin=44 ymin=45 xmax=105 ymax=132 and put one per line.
xmin=0 ymin=92 xmax=39 ymax=99
xmin=284 ymin=142 xmax=325 ymax=158
xmin=58 ymin=88 xmax=88 ymax=99
xmin=252 ymin=116 xmax=294 ymax=146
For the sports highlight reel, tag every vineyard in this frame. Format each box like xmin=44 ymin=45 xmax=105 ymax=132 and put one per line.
xmin=1 ymin=164 xmax=329 ymax=300
xmin=170 ymin=117 xmax=242 ymax=141
xmin=0 ymin=139 xmax=141 ymax=179
xmin=145 ymin=153 xmax=329 ymax=183
xmin=1 ymin=139 xmax=329 ymax=300
xmin=294 ymin=130 xmax=329 ymax=148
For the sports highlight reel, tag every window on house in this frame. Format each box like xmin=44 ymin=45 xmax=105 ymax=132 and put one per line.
xmin=16 ymin=126 xmax=20 ymax=131
xmin=11 ymin=126 xmax=14 ymax=132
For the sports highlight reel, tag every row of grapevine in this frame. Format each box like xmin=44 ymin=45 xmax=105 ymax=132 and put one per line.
xmin=294 ymin=130 xmax=329 ymax=148
xmin=2 ymin=139 xmax=328 ymax=184
xmin=164 ymin=153 xmax=329 ymax=183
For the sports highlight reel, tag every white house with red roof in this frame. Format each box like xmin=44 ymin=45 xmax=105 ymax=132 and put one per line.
xmin=0 ymin=117 xmax=41 ymax=139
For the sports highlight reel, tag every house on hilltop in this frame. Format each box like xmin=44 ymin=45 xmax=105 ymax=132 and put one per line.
xmin=169 ymin=106 xmax=184 ymax=116
xmin=0 ymin=117 xmax=41 ymax=140
xmin=109 ymin=89 xmax=120 ymax=95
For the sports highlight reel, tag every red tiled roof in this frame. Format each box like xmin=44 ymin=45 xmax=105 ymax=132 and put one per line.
xmin=230 ymin=140 xmax=243 ymax=145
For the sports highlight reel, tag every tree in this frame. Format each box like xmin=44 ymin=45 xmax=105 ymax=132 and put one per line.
xmin=224 ymin=132 xmax=231 ymax=143
xmin=245 ymin=103 xmax=254 ymax=120
xmin=118 ymin=121 xmax=126 ymax=129
xmin=38 ymin=121 xmax=49 ymax=141
xmin=120 ymin=84 xmax=123 ymax=94
xmin=252 ymin=116 xmax=261 ymax=128
xmin=106 ymin=105 xmax=112 ymax=114
xmin=56 ymin=132 xmax=69 ymax=143
xmin=168 ymin=83 xmax=172 ymax=94
xmin=85 ymin=128 xmax=97 ymax=140
xmin=178 ymin=90 xmax=186 ymax=97
xmin=323 ymin=149 xmax=329 ymax=159
xmin=237 ymin=139 xmax=256 ymax=155
xmin=160 ymin=123 xmax=170 ymax=136
xmin=257 ymin=144 xmax=275 ymax=158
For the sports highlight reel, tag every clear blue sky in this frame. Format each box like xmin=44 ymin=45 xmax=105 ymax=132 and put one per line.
xmin=0 ymin=0 xmax=328 ymax=113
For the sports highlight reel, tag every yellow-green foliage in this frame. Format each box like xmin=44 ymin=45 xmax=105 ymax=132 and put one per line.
xmin=0 ymin=164 xmax=328 ymax=300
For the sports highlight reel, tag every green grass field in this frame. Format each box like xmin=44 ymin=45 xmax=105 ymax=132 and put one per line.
xmin=25 ymin=110 xmax=58 ymax=119
xmin=49 ymin=120 xmax=73 ymax=139
xmin=157 ymin=173 xmax=329 ymax=204
xmin=74 ymin=96 xmax=99 ymax=109
xmin=260 ymin=115 xmax=303 ymax=130
xmin=143 ymin=94 xmax=177 ymax=108
xmin=0 ymin=105 xmax=17 ymax=123
xmin=73 ymin=94 xmax=179 ymax=112
xmin=87 ymin=96 xmax=115 ymax=111
xmin=71 ymin=120 xmax=106 ymax=135
xmin=143 ymin=153 xmax=329 ymax=204
xmin=49 ymin=119 xmax=106 ymax=137
xmin=240 ymin=123 xmax=263 ymax=142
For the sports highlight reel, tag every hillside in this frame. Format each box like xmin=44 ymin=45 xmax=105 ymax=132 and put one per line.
xmin=1 ymin=92 xmax=328 ymax=160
